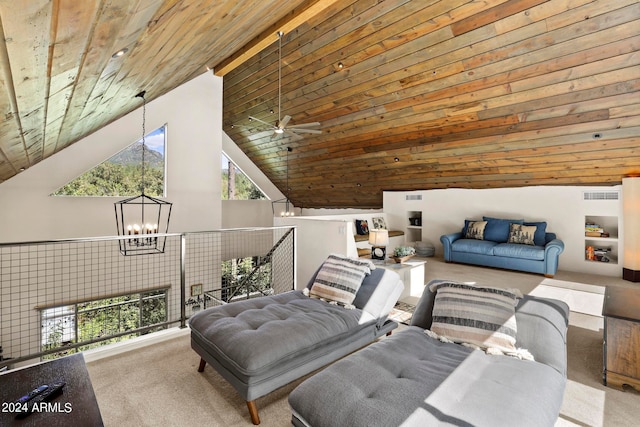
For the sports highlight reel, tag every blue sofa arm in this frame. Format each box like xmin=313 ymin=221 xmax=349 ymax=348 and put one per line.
xmin=440 ymin=232 xmax=462 ymax=261
xmin=543 ymin=239 xmax=565 ymax=277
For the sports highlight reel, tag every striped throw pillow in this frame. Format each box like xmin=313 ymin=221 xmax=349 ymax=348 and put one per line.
xmin=309 ymin=255 xmax=374 ymax=307
xmin=429 ymin=282 xmax=522 ymax=353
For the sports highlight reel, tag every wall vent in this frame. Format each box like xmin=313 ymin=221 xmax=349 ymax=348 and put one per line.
xmin=583 ymin=191 xmax=619 ymax=201
xmin=405 ymin=194 xmax=422 ymax=201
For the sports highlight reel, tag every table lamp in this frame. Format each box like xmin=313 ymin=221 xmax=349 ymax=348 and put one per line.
xmin=369 ymin=229 xmax=389 ymax=260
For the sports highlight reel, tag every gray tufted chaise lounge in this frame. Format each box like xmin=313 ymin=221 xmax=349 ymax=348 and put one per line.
xmin=289 ymin=280 xmax=570 ymax=427
xmin=189 ymin=264 xmax=404 ymax=424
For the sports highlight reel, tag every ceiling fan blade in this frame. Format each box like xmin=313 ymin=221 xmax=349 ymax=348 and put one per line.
xmin=287 ymin=122 xmax=321 ymax=128
xmin=249 ymin=116 xmax=275 ymax=128
xmin=284 ymin=129 xmax=303 ymax=141
xmin=248 ymin=130 xmax=277 ymax=141
xmin=290 ymin=128 xmax=322 ymax=134
xmin=279 ymin=115 xmax=291 ymax=129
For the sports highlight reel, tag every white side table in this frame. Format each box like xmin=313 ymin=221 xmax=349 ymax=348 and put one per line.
xmin=371 ymin=258 xmax=426 ymax=300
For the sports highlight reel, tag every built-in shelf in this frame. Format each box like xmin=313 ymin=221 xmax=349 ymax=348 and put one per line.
xmin=407 ymin=211 xmax=422 ymax=243
xmin=584 ymin=215 xmax=618 ymax=265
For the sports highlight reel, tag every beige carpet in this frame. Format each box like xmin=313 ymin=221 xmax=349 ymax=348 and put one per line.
xmin=86 ymin=257 xmax=640 ymax=426
xmin=86 ymin=330 xmax=300 ymax=426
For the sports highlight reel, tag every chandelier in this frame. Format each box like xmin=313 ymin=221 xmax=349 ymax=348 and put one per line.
xmin=114 ymin=91 xmax=172 ymax=255
xmin=272 ymin=147 xmax=295 ymax=217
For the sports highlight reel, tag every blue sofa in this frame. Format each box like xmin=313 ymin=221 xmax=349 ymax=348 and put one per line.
xmin=440 ymin=216 xmax=564 ymax=277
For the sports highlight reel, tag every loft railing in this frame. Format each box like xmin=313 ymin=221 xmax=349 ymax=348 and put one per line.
xmin=0 ymin=227 xmax=295 ymax=369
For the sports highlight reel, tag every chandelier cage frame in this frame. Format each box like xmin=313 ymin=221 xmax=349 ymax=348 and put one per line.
xmin=114 ymin=90 xmax=173 ymax=255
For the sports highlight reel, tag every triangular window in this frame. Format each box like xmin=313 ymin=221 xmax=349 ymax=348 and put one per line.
xmin=222 ymin=153 xmax=266 ymax=200
xmin=53 ymin=125 xmax=167 ymax=197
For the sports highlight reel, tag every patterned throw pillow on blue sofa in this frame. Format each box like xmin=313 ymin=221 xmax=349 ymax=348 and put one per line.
xmin=524 ymin=221 xmax=548 ymax=246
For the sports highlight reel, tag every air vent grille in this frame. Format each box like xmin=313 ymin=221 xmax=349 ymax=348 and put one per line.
xmin=583 ymin=191 xmax=619 ymax=201
xmin=405 ymin=194 xmax=422 ymax=201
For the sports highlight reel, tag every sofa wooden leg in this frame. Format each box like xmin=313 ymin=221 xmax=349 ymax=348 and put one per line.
xmin=247 ymin=400 xmax=260 ymax=425
xmin=197 ymin=358 xmax=206 ymax=372
xmin=544 ymin=274 xmax=554 ymax=278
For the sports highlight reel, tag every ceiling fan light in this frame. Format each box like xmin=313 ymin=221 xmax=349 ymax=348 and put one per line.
xmin=111 ymin=48 xmax=128 ymax=58
xmin=275 ymin=128 xmax=284 ymax=134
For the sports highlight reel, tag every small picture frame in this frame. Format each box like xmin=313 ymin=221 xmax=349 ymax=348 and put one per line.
xmin=191 ymin=283 xmax=203 ymax=296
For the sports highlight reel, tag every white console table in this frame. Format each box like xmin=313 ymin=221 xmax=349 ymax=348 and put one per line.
xmin=372 ymin=258 xmax=426 ymax=300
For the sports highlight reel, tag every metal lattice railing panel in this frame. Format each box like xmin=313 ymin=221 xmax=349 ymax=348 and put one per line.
xmin=0 ymin=227 xmax=295 ymax=369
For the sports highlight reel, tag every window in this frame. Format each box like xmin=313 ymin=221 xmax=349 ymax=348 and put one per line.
xmin=53 ymin=125 xmax=167 ymax=197
xmin=222 ymin=153 xmax=266 ymax=200
xmin=40 ymin=289 xmax=168 ymax=359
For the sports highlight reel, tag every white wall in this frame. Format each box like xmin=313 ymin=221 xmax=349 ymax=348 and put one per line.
xmin=384 ymin=186 xmax=624 ymax=277
xmin=0 ymin=73 xmax=222 ymax=243
xmin=222 ymin=200 xmax=275 ymax=228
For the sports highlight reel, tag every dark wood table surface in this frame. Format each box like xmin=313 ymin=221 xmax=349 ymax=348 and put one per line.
xmin=0 ymin=353 xmax=103 ymax=427
xmin=602 ymin=285 xmax=640 ymax=321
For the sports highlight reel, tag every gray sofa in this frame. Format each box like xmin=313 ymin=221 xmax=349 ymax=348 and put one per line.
xmin=289 ymin=280 xmax=569 ymax=427
xmin=189 ymin=263 xmax=403 ymax=425
xmin=441 ymin=216 xmax=565 ymax=277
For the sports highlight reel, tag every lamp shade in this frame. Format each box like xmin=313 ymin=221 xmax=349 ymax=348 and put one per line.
xmin=369 ymin=229 xmax=389 ymax=246
xmin=623 ymin=176 xmax=640 ymax=281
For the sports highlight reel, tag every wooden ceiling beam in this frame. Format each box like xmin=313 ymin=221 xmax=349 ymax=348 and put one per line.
xmin=214 ymin=0 xmax=343 ymax=76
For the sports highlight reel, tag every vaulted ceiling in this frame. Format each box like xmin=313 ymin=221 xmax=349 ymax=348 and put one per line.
xmin=1 ymin=0 xmax=639 ymax=209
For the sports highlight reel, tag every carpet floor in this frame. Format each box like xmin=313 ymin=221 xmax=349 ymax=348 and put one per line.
xmin=86 ymin=257 xmax=640 ymax=426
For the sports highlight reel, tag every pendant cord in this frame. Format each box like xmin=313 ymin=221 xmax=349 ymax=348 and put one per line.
xmin=278 ymin=31 xmax=282 ymax=123
xmin=141 ymin=93 xmax=146 ymax=196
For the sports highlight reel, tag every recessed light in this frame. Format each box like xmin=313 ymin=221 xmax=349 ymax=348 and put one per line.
xmin=112 ymin=48 xmax=128 ymax=58
xmin=337 ymin=62 xmax=344 ymax=69
xmin=394 ymin=157 xmax=399 ymax=162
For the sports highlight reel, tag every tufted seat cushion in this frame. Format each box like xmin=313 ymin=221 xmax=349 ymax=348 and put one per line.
xmin=289 ymin=327 xmax=566 ymax=427
xmin=189 ymin=291 xmax=376 ymax=382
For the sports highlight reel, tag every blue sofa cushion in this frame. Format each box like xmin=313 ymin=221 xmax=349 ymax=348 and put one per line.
xmin=524 ymin=221 xmax=547 ymax=246
xmin=483 ymin=216 xmax=524 ymax=243
xmin=452 ymin=238 xmax=497 ymax=255
xmin=492 ymin=243 xmax=545 ymax=260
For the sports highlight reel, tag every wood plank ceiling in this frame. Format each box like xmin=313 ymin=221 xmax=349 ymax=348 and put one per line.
xmin=224 ymin=0 xmax=640 ymax=208
xmin=0 ymin=0 xmax=311 ymax=181
xmin=1 ymin=1 xmax=639 ymax=210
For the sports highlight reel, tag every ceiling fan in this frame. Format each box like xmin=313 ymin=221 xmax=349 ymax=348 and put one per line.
xmin=249 ymin=31 xmax=321 ymax=141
